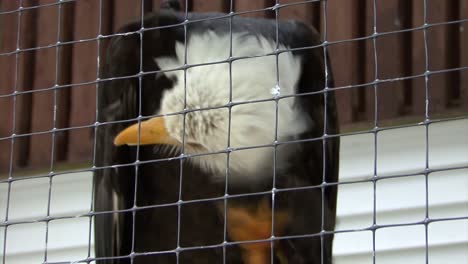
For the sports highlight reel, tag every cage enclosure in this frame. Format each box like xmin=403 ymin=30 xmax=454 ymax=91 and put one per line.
xmin=0 ymin=0 xmax=467 ymax=264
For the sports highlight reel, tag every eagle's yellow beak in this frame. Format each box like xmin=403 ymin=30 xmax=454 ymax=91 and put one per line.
xmin=114 ymin=117 xmax=179 ymax=146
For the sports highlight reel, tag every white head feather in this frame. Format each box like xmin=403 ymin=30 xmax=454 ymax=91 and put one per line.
xmin=154 ymin=31 xmax=309 ymax=184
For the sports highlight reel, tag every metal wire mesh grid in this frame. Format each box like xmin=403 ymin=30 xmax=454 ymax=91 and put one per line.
xmin=0 ymin=0 xmax=467 ymax=263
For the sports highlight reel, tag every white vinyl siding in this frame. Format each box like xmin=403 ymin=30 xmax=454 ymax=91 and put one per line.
xmin=1 ymin=119 xmax=467 ymax=263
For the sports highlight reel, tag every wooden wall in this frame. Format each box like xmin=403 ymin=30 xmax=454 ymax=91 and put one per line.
xmin=0 ymin=0 xmax=467 ymax=174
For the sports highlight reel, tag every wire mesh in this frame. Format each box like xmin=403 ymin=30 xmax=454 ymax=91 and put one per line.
xmin=0 ymin=0 xmax=468 ymax=264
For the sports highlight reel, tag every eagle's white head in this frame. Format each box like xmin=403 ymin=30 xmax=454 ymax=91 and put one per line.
xmin=115 ymin=31 xmax=309 ymax=184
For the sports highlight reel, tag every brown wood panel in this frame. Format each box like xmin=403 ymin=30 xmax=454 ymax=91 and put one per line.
xmin=113 ymin=0 xmax=144 ymax=32
xmin=361 ymin=0 xmax=375 ymax=124
xmin=27 ymin=0 xmax=59 ymax=169
xmin=0 ymin=1 xmax=19 ymax=173
xmin=13 ymin=1 xmax=38 ymax=168
xmin=66 ymin=0 xmax=101 ymax=164
xmin=374 ymin=0 xmax=408 ymax=121
xmin=360 ymin=0 xmax=374 ymax=126
xmin=444 ymin=1 xmax=461 ymax=108
xmin=234 ymin=0 xmax=271 ymax=18
xmin=458 ymin=17 xmax=466 ymax=113
xmin=98 ymin=0 xmax=114 ymax=73
xmin=398 ymin=0 xmax=418 ymax=115
xmin=33 ymin=0 xmax=59 ymax=47
xmin=155 ymin=0 xmax=188 ymax=12
xmin=278 ymin=0 xmax=319 ymax=29
xmin=410 ymin=0 xmax=427 ymax=117
xmin=0 ymin=0 xmax=19 ymax=12
xmin=327 ymin=0 xmax=367 ymax=125
xmin=426 ymin=1 xmax=450 ymax=116
xmin=152 ymin=0 xmax=164 ymax=11
xmin=461 ymin=0 xmax=468 ymax=20
xmin=192 ymin=0 xmax=228 ymax=12
xmin=54 ymin=2 xmax=75 ymax=163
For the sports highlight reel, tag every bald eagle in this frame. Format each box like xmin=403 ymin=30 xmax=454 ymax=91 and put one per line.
xmin=94 ymin=7 xmax=339 ymax=264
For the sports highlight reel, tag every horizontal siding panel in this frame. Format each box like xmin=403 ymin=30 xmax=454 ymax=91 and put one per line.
xmin=47 ymin=217 xmax=93 ymax=262
xmin=3 ymin=217 xmax=91 ymax=256
xmin=428 ymin=121 xmax=468 ymax=169
xmin=3 ymin=222 xmax=46 ymax=258
xmin=7 ymin=178 xmax=50 ymax=222
xmin=1 ymin=172 xmax=92 ymax=223
xmin=340 ymin=119 xmax=468 ymax=181
xmin=339 ymin=133 xmax=375 ymax=181
xmin=1 ymin=120 xmax=467 ymax=263
xmin=334 ymin=219 xmax=468 ymax=258
xmin=49 ymin=172 xmax=93 ymax=217
xmin=335 ymin=242 xmax=468 ymax=264
xmin=338 ymin=200 xmax=468 ymax=231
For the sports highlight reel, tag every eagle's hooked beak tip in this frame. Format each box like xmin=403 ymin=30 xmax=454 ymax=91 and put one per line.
xmin=113 ymin=135 xmax=126 ymax=146
xmin=113 ymin=117 xmax=179 ymax=147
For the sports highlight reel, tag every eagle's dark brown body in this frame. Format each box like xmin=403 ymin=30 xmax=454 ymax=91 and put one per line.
xmin=94 ymin=6 xmax=339 ymax=264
